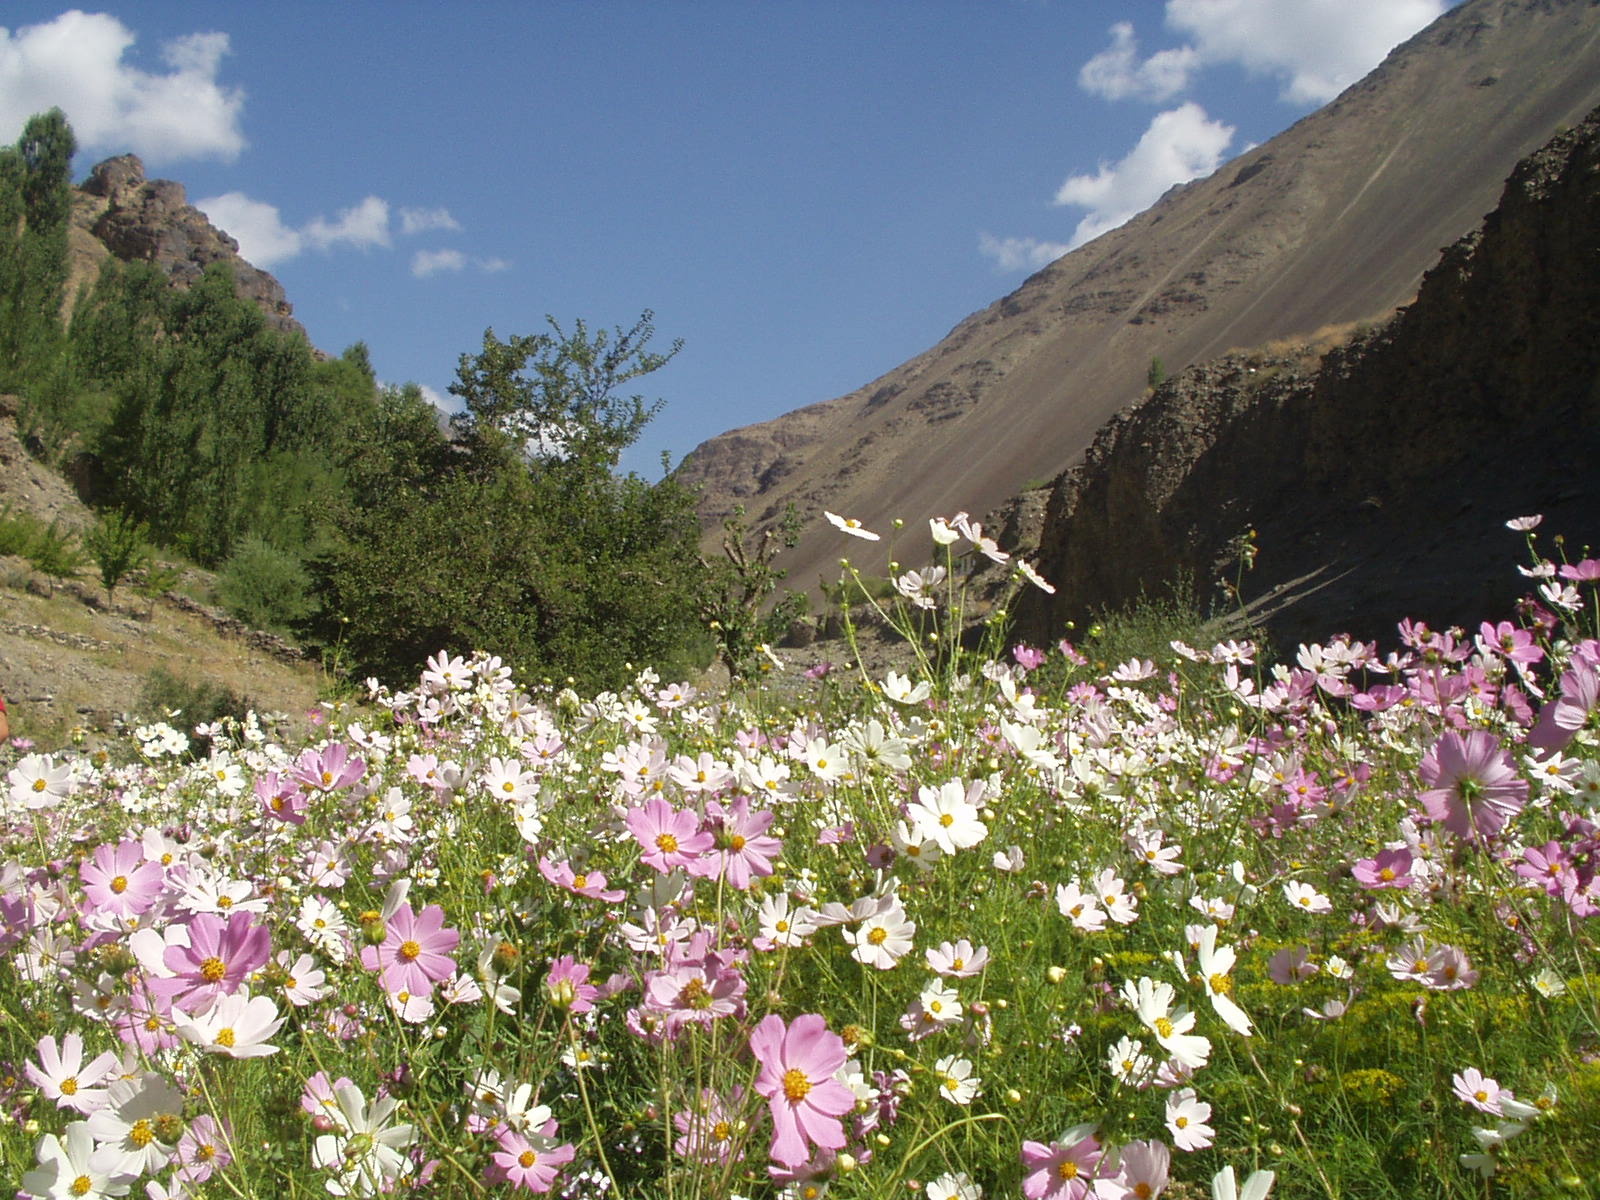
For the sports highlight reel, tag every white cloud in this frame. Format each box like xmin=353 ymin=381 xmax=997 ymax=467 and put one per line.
xmin=478 ymin=256 xmax=511 ymax=274
xmin=411 ymin=248 xmax=466 ymax=278
xmin=1079 ymin=22 xmax=1198 ymax=102
xmin=399 ymin=206 xmax=461 ymax=236
xmin=977 ymin=232 xmax=1070 ymax=273
xmin=1053 ymin=102 xmax=1234 ymax=247
xmin=194 ymin=191 xmax=302 ymax=266
xmin=417 ymin=384 xmax=448 ymax=411
xmin=1167 ymin=0 xmax=1448 ymax=104
xmin=197 ymin=192 xmax=393 ymax=266
xmin=0 ymin=11 xmax=245 ymax=163
xmin=304 ymin=196 xmax=390 ymax=251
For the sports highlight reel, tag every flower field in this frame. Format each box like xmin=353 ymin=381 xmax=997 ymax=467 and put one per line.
xmin=2 ymin=514 xmax=1597 ymax=1199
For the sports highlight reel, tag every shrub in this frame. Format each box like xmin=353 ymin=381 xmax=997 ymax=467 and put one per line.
xmin=216 ymin=535 xmax=316 ymax=634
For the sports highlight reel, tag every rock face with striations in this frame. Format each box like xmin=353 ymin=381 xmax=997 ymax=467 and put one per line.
xmin=677 ymin=0 xmax=1600 ymax=598
xmin=71 ymin=154 xmax=307 ymax=341
xmin=1016 ymin=104 xmax=1600 ymax=648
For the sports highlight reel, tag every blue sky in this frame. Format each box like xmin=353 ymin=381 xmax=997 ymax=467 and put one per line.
xmin=1 ymin=2 xmax=1454 ymax=475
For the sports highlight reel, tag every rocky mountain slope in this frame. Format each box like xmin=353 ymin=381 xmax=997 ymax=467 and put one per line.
xmin=67 ymin=154 xmax=308 ymax=340
xmin=1014 ymin=102 xmax=1600 ymax=648
xmin=678 ymin=0 xmax=1600 ymax=596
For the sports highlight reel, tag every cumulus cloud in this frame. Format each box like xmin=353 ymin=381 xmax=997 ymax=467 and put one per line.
xmin=411 ymin=248 xmax=465 ymax=278
xmin=1080 ymin=1 xmax=1449 ymax=108
xmin=977 ymin=232 xmax=1071 ymax=273
xmin=196 ymin=192 xmax=393 ymax=266
xmin=399 ymin=206 xmax=462 ymax=236
xmin=1078 ymin=22 xmax=1198 ymax=102
xmin=478 ymin=256 xmax=511 ymax=274
xmin=1053 ymin=102 xmax=1234 ymax=247
xmin=304 ymin=195 xmax=391 ymax=251
xmin=0 ymin=11 xmax=245 ymax=162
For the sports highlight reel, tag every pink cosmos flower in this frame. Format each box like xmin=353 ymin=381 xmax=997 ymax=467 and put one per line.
xmin=1099 ymin=1138 xmax=1169 ymax=1199
xmin=25 ymin=1032 xmax=121 ymax=1113
xmin=537 ymin=857 xmax=625 ymax=901
xmin=1351 ymin=848 xmax=1414 ymax=890
xmin=1418 ymin=730 xmax=1528 ymax=842
xmin=488 ymin=1121 xmax=576 ymax=1193
xmin=290 ymin=742 xmax=366 ymax=793
xmin=749 ymin=1013 xmax=855 ymax=1167
xmin=1452 ymin=1067 xmax=1504 ymax=1115
xmin=359 ymin=900 xmax=460 ymax=997
xmin=175 ymin=1114 xmax=233 ymax=1185
xmin=626 ymin=796 xmax=714 ymax=874
xmin=79 ymin=839 xmax=164 ymax=919
xmin=691 ymin=796 xmax=781 ymax=890
xmin=157 ymin=911 xmax=273 ymax=1014
xmin=544 ymin=955 xmax=598 ymax=1014
xmin=1021 ymin=1129 xmax=1104 ymax=1199
xmin=256 ymin=771 xmax=307 ymax=824
xmin=673 ymin=1086 xmax=746 ymax=1164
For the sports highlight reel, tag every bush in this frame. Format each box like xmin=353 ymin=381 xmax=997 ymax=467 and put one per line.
xmin=81 ymin=509 xmax=151 ymax=601
xmin=216 ymin=535 xmax=316 ymax=634
xmin=139 ymin=665 xmax=254 ymax=736
xmin=0 ymin=505 xmax=82 ymax=584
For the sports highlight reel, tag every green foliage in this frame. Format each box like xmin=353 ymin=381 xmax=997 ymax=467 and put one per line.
xmin=0 ymin=506 xmax=81 ymax=582
xmin=216 ymin=535 xmax=317 ymax=633
xmin=138 ymin=665 xmax=253 ymax=735
xmin=0 ymin=109 xmax=74 ymax=391
xmin=81 ymin=509 xmax=152 ymax=600
xmin=697 ymin=505 xmax=808 ymax=678
xmin=312 ymin=315 xmax=707 ymax=691
xmin=1146 ymin=355 xmax=1167 ymax=389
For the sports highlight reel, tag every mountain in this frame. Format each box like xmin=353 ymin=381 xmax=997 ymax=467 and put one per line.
xmin=67 ymin=153 xmax=309 ymax=342
xmin=677 ymin=0 xmax=1600 ymax=596
xmin=1015 ymin=101 xmax=1600 ymax=647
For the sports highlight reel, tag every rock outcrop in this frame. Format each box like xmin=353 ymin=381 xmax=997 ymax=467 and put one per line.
xmin=678 ymin=0 xmax=1600 ymax=598
xmin=69 ymin=154 xmax=307 ymax=341
xmin=1018 ymin=104 xmax=1600 ymax=647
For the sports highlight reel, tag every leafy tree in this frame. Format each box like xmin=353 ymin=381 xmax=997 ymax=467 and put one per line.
xmin=698 ymin=504 xmax=808 ymax=678
xmin=0 ymin=109 xmax=75 ymax=391
xmin=82 ymin=509 xmax=152 ymax=602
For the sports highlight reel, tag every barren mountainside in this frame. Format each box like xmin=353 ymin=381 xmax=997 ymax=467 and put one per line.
xmin=678 ymin=0 xmax=1600 ymax=595
xmin=1015 ymin=101 xmax=1600 ymax=647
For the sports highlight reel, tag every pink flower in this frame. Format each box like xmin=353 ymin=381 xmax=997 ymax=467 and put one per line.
xmin=690 ymin=796 xmax=781 ymax=890
xmin=537 ymin=857 xmax=624 ymax=902
xmin=1452 ymin=1067 xmax=1503 ymax=1115
xmin=626 ymin=797 xmax=714 ymax=874
xmin=290 ymin=742 xmax=366 ymax=793
xmin=749 ymin=1013 xmax=855 ymax=1167
xmin=79 ymin=839 xmax=164 ymax=919
xmin=673 ymin=1086 xmax=746 ymax=1164
xmin=255 ymin=771 xmax=307 ymax=824
xmin=1418 ymin=730 xmax=1527 ymax=842
xmin=489 ymin=1121 xmax=576 ymax=1193
xmin=157 ymin=911 xmax=273 ymax=1014
xmin=359 ymin=901 xmax=459 ymax=997
xmin=1351 ymin=848 xmax=1413 ymax=890
xmin=544 ymin=956 xmax=598 ymax=1014
xmin=1021 ymin=1129 xmax=1104 ymax=1199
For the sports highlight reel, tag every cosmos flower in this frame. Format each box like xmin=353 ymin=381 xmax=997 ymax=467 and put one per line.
xmin=749 ymin=1013 xmax=855 ymax=1167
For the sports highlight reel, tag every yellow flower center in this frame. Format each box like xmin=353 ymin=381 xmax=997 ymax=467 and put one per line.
xmin=1209 ymin=973 xmax=1233 ymax=996
xmin=712 ymin=1119 xmax=732 ymax=1141
xmin=783 ymin=1067 xmax=812 ymax=1102
xmin=1379 ymin=867 xmax=1396 ymax=881
xmin=730 ymin=834 xmax=747 ymax=851
xmin=1135 ymin=1184 xmax=1153 ymax=1199
xmin=71 ymin=1178 xmax=92 ymax=1197
xmin=1057 ymin=1161 xmax=1079 ymax=1180
xmin=867 ymin=926 xmax=888 ymax=946
xmin=32 ymin=778 xmax=47 ymax=793
xmin=940 ymin=813 xmax=955 ymax=827
xmin=656 ymin=833 xmax=679 ymax=855
xmin=130 ymin=1119 xmax=154 ymax=1148
xmin=1176 ymin=1116 xmax=1189 ymax=1129
xmin=572 ymin=874 xmax=588 ymax=890
xmin=60 ymin=1076 xmax=78 ymax=1095
xmin=399 ymin=940 xmax=421 ymax=962
xmin=200 ymin=957 xmax=227 ymax=983
xmin=216 ymin=1027 xmax=236 ymax=1048
xmin=110 ymin=875 xmax=128 ymax=894
xmin=1154 ymin=1017 xmax=1175 ymax=1038
xmin=775 ymin=919 xmax=790 ymax=933
xmin=951 ymin=958 xmax=965 ymax=971
xmin=217 ymin=895 xmax=234 ymax=909
xmin=1475 ymin=1089 xmax=1488 ymax=1103
xmin=518 ymin=1150 xmax=538 ymax=1168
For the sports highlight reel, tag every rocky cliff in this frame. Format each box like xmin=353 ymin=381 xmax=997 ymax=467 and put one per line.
xmin=1018 ymin=103 xmax=1600 ymax=647
xmin=678 ymin=0 xmax=1600 ymax=597
xmin=67 ymin=154 xmax=307 ymax=342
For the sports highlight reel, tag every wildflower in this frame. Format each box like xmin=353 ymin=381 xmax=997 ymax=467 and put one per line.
xmin=1194 ymin=924 xmax=1253 ymax=1037
xmin=926 ymin=1170 xmax=982 ymax=1200
xmin=7 ymin=753 xmax=74 ymax=811
xmin=844 ymin=899 xmax=916 ymax=969
xmin=1126 ymin=977 xmax=1211 ymax=1071
xmin=673 ymin=1087 xmax=746 ymax=1164
xmin=1282 ymin=881 xmax=1332 ymax=914
xmin=1418 ymin=730 xmax=1528 ymax=842
xmin=545 ymin=956 xmax=598 ymax=1013
xmin=1351 ymin=848 xmax=1414 ymax=890
xmin=933 ymin=1054 xmax=981 ymax=1104
xmin=1452 ymin=1068 xmax=1504 ymax=1114
xmin=79 ymin=839 xmax=164 ymax=920
xmin=1267 ymin=946 xmax=1318 ymax=985
xmin=907 ymin=778 xmax=988 ymax=854
xmin=537 ymin=857 xmax=626 ymax=902
xmin=310 ymin=1082 xmax=418 ymax=1196
xmin=1056 ymin=881 xmax=1108 ymax=932
xmin=627 ymin=796 xmax=715 ymax=873
xmin=1165 ymin=1088 xmax=1215 ymax=1151
xmin=1107 ymin=1036 xmax=1156 ymax=1088
xmin=488 ymin=1121 xmax=577 ymax=1193
xmin=153 ymin=910 xmax=273 ymax=1014
xmin=930 ymin=517 xmax=961 ymax=545
xmin=825 ymin=511 xmax=880 ymax=540
xmin=694 ymin=795 xmax=782 ymax=889
xmin=1093 ymin=868 xmax=1139 ymax=925
xmin=1103 ymin=1138 xmax=1170 ymax=1200
xmin=359 ymin=900 xmax=460 ymax=998
xmin=20 ymin=1120 xmax=137 ymax=1200
xmin=1016 ymin=558 xmax=1056 ymax=593
xmin=1020 ymin=1126 xmax=1103 ymax=1200
xmin=174 ymin=1114 xmax=233 ymax=1185
xmin=25 ymin=1032 xmax=121 ymax=1115
xmin=756 ymin=893 xmax=819 ymax=950
xmin=1211 ymin=1166 xmax=1275 ymax=1200
xmin=175 ymin=987 xmax=286 ymax=1057
xmin=1530 ymin=967 xmax=1567 ymax=998
xmin=84 ymin=1073 xmax=184 ymax=1177
xmin=926 ymin=938 xmax=990 ymax=978
xmin=749 ymin=1013 xmax=855 ymax=1167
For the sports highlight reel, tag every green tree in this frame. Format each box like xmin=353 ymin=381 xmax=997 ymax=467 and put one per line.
xmin=0 ymin=109 xmax=76 ymax=390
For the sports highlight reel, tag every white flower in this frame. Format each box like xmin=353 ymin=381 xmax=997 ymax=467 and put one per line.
xmin=1283 ymin=881 xmax=1332 ymax=914
xmin=311 ymin=1083 xmax=418 ymax=1197
xmin=1056 ymin=880 xmax=1107 ymax=932
xmin=844 ymin=901 xmax=915 ymax=969
xmin=84 ymin=1073 xmax=184 ymax=1178
xmin=1015 ymin=558 xmax=1055 ymax=593
xmin=925 ymin=1170 xmax=982 ymax=1200
xmin=25 ymin=1032 xmax=121 ymax=1114
xmin=1195 ymin=924 xmax=1253 ymax=1037
xmin=925 ymin=939 xmax=989 ymax=978
xmin=1212 ymin=1165 xmax=1275 ymax=1200
xmin=929 ymin=517 xmax=961 ymax=546
xmin=175 ymin=988 xmax=286 ymax=1057
xmin=883 ymin=670 xmax=932 ymax=704
xmin=1165 ymin=1087 xmax=1215 ymax=1151
xmin=907 ymin=779 xmax=988 ymax=854
xmin=1126 ymin=976 xmax=1211 ymax=1070
xmin=933 ymin=1055 xmax=981 ymax=1105
xmin=756 ymin=893 xmax=818 ymax=949
xmin=21 ymin=1120 xmax=136 ymax=1200
xmin=825 ymin=511 xmax=880 ymax=540
xmin=1107 ymin=1035 xmax=1155 ymax=1088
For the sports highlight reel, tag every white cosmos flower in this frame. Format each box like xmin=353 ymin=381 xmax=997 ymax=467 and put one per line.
xmin=21 ymin=1120 xmax=136 ymax=1200
xmin=883 ymin=670 xmax=932 ymax=704
xmin=1126 ymin=976 xmax=1211 ymax=1070
xmin=311 ymin=1083 xmax=418 ymax=1197
xmin=907 ymin=779 xmax=988 ymax=853
xmin=1195 ymin=924 xmax=1254 ymax=1037
xmin=1212 ymin=1165 xmax=1276 ymax=1200
xmin=825 ymin=511 xmax=880 ymax=540
xmin=933 ymin=1054 xmax=981 ymax=1104
xmin=175 ymin=988 xmax=286 ymax=1057
xmin=929 ymin=517 xmax=961 ymax=546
